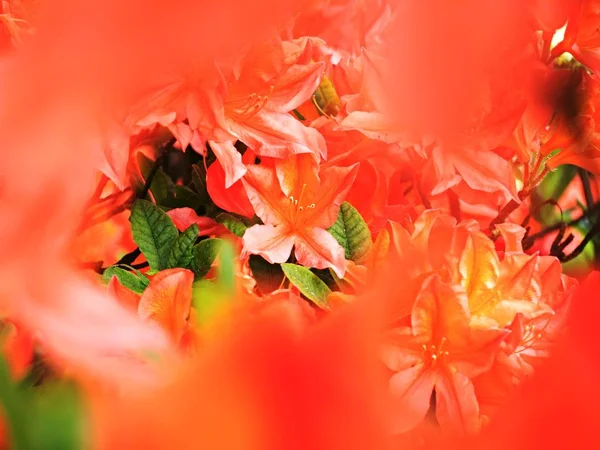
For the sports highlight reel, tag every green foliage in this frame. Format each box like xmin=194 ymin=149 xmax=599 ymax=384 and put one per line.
xmin=328 ymin=202 xmax=372 ymax=263
xmin=0 ymin=354 xmax=85 ymax=450
xmin=281 ymin=263 xmax=331 ymax=309
xmin=537 ymin=164 xmax=578 ymax=203
xmin=312 ymin=268 xmax=338 ymax=290
xmin=167 ymin=224 xmax=199 ymax=269
xmin=191 ymin=241 xmax=237 ymax=323
xmin=150 ymin=167 xmax=176 ymax=205
xmin=216 ymin=241 xmax=236 ymax=294
xmin=102 ymin=266 xmax=149 ymax=294
xmin=248 ymin=255 xmax=284 ymax=295
xmin=191 ymin=238 xmax=224 ymax=279
xmin=191 ymin=163 xmax=210 ymax=203
xmin=191 ymin=279 xmax=225 ymax=324
xmin=130 ymin=200 xmax=179 ymax=272
xmin=562 ymin=236 xmax=595 ymax=277
xmin=171 ymin=185 xmax=203 ymax=210
xmin=136 ymin=153 xmax=175 ymax=204
xmin=216 ymin=213 xmax=249 ymax=238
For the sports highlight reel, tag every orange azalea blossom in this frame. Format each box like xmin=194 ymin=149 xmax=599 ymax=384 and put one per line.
xmin=207 ymin=39 xmax=327 ymax=187
xmin=289 ymin=0 xmax=392 ymax=57
xmin=381 ymin=210 xmax=575 ymax=435
xmin=313 ymin=117 xmax=399 ymax=230
xmin=137 ymin=269 xmax=195 ymax=347
xmin=166 ymin=207 xmax=225 ymax=236
xmin=327 ymin=228 xmax=390 ymax=308
xmin=128 ymin=38 xmax=327 ymax=189
xmin=508 ymin=67 xmax=600 ymax=177
xmin=92 ymin=281 xmax=387 ymax=450
xmin=0 ymin=0 xmax=36 ymax=50
xmin=241 ymin=155 xmax=358 ymax=277
xmin=107 ymin=268 xmax=195 ymax=350
xmin=329 ymin=54 xmax=524 ymax=206
xmin=553 ymin=0 xmax=600 ymax=73
xmin=543 ymin=70 xmax=600 ymax=173
xmin=206 ymin=148 xmax=256 ymax=218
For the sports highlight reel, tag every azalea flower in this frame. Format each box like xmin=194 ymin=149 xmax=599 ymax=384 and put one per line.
xmin=129 ymin=39 xmax=328 ymax=189
xmin=138 ymin=268 xmax=195 ymax=346
xmin=241 ymin=155 xmax=358 ymax=277
xmin=382 ymin=275 xmax=506 ymax=435
xmin=552 ymin=0 xmax=600 ymax=73
xmin=382 ymin=210 xmax=574 ymax=434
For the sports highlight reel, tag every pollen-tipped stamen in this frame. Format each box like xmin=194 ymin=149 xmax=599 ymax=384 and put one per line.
xmin=288 ymin=183 xmax=316 ymax=226
xmin=231 ymin=85 xmax=275 ymax=121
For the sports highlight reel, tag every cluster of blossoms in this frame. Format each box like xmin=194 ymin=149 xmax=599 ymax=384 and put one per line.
xmin=2 ymin=0 xmax=600 ymax=449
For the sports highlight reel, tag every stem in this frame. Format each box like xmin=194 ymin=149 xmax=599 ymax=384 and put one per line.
xmin=488 ymin=194 xmax=526 ymax=237
xmin=561 ymin=221 xmax=600 ymax=262
xmin=579 ymin=168 xmax=594 ymax=209
xmin=116 ymin=248 xmax=142 ymax=266
xmin=526 ymin=202 xmax=600 ymax=242
xmin=139 ymin=152 xmax=166 ymax=199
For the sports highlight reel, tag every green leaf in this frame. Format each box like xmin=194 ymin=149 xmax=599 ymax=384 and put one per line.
xmin=191 ymin=238 xmax=223 ymax=279
xmin=249 ymin=255 xmax=284 ymax=295
xmin=150 ymin=167 xmax=176 ymax=205
xmin=312 ymin=268 xmax=337 ymax=290
xmin=0 ymin=352 xmax=29 ymax=449
xmin=216 ymin=213 xmax=249 ymax=238
xmin=0 ymin=352 xmax=85 ymax=450
xmin=136 ymin=154 xmax=175 ymax=204
xmin=169 ymin=185 xmax=203 ymax=210
xmin=102 ymin=266 xmax=149 ymax=294
xmin=137 ymin=152 xmax=154 ymax=179
xmin=536 ymin=164 xmax=577 ymax=202
xmin=292 ymin=109 xmax=306 ymax=121
xmin=191 ymin=280 xmax=225 ymax=323
xmin=281 ymin=263 xmax=331 ymax=309
xmin=167 ymin=224 xmax=199 ymax=269
xmin=28 ymin=382 xmax=86 ymax=450
xmin=217 ymin=241 xmax=236 ymax=294
xmin=130 ymin=200 xmax=178 ymax=271
xmin=191 ymin=164 xmax=209 ymax=201
xmin=327 ymin=201 xmax=372 ymax=263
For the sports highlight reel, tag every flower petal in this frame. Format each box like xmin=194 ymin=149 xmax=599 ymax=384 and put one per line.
xmin=381 ymin=327 xmax=425 ymax=372
xmin=267 ymin=62 xmax=325 ymax=113
xmin=166 ymin=207 xmax=223 ymax=236
xmin=275 ymin=153 xmax=320 ymax=198
xmin=168 ymin=122 xmax=193 ymax=151
xmin=207 ymin=160 xmax=255 ymax=218
xmin=242 ymin=164 xmax=292 ymax=225
xmin=459 ymin=231 xmax=500 ymax=313
xmin=100 ymin=124 xmax=130 ymax=191
xmin=388 ymin=363 xmax=436 ymax=434
xmin=294 ymin=227 xmax=346 ymax=277
xmin=452 ymin=148 xmax=519 ymax=201
xmin=435 ymin=369 xmax=481 ymax=435
xmin=108 ymin=276 xmax=142 ymax=312
xmin=208 ymin=139 xmax=247 ymax=188
xmin=138 ymin=269 xmax=194 ymax=343
xmin=303 ymin=163 xmax=359 ymax=229
xmin=411 ymin=275 xmax=471 ymax=345
xmin=242 ymin=224 xmax=294 ymax=264
xmin=230 ymin=110 xmax=326 ymax=159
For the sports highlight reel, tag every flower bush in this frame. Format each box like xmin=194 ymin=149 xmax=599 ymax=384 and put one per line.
xmin=1 ymin=0 xmax=600 ymax=449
